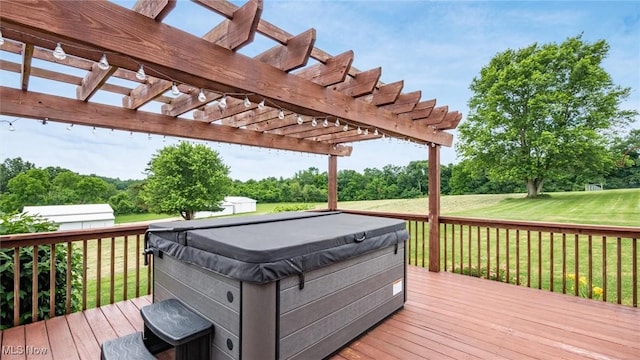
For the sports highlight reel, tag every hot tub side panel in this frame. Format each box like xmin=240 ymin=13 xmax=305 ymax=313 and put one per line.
xmin=153 ymin=254 xmax=241 ymax=359
xmin=278 ymin=243 xmax=406 ymax=360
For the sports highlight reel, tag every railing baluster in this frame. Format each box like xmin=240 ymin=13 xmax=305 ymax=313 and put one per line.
xmin=66 ymin=242 xmax=72 ymax=314
xmin=451 ymin=224 xmax=455 ymax=272
xmin=14 ymin=247 xmax=20 ymax=326
xmin=444 ymin=223 xmax=448 ymax=272
xmin=407 ymin=221 xmax=412 ymax=266
xmin=476 ymin=226 xmax=480 ymax=278
xmin=550 ymin=232 xmax=554 ymax=292
xmin=97 ymin=238 xmax=102 ymax=307
xmin=506 ymin=228 xmax=510 ymax=283
xmin=633 ymin=237 xmax=637 ymax=308
xmin=574 ymin=234 xmax=579 ymax=297
xmin=468 ymin=225 xmax=472 ymax=275
xmin=124 ymin=235 xmax=129 ymax=301
xmin=496 ymin=228 xmax=500 ymax=281
xmin=414 ymin=221 xmax=419 ymax=266
xmin=617 ymin=237 xmax=622 ymax=305
xmin=486 ymin=227 xmax=491 ymax=280
xmin=538 ymin=231 xmax=542 ymax=290
xmin=527 ymin=231 xmax=531 ymax=287
xmin=82 ymin=239 xmax=87 ymax=310
xmin=587 ymin=235 xmax=593 ymax=299
xmin=136 ymin=234 xmax=141 ymax=298
xmin=110 ymin=237 xmax=115 ymax=304
xmin=50 ymin=244 xmax=56 ymax=318
xmin=562 ymin=233 xmax=566 ymax=294
xmin=516 ymin=229 xmax=520 ymax=286
xmin=602 ymin=236 xmax=607 ymax=302
xmin=459 ymin=224 xmax=463 ymax=274
xmin=421 ymin=221 xmax=426 ymax=268
xmin=32 ymin=245 xmax=38 ymax=322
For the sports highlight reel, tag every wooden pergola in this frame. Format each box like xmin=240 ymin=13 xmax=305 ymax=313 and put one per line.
xmin=0 ymin=0 xmax=461 ymax=272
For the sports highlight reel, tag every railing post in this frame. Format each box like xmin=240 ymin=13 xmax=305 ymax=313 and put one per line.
xmin=328 ymin=155 xmax=338 ymax=211
xmin=428 ymin=144 xmax=441 ymax=272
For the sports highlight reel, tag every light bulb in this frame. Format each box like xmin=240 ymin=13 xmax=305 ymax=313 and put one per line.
xmin=335 ymin=118 xmax=340 ymax=127
xmin=311 ymin=118 xmax=318 ymax=127
xmin=296 ymin=114 xmax=304 ymax=125
xmin=382 ymin=133 xmax=386 ymax=139
xmin=374 ymin=128 xmax=379 ymax=136
xmin=0 ymin=30 xmax=5 ymax=46
xmin=218 ymin=96 xmax=227 ymax=110
xmin=53 ymin=42 xmax=66 ymax=60
xmin=92 ymin=126 xmax=97 ymax=134
xmin=322 ymin=118 xmax=329 ymax=127
xmin=129 ymin=131 xmax=133 ymax=138
xmin=357 ymin=127 xmax=362 ymax=135
xmin=243 ymin=96 xmax=251 ymax=108
xmin=66 ymin=124 xmax=73 ymax=131
xmin=9 ymin=122 xmax=15 ymax=131
xmin=171 ymin=82 xmax=180 ymax=95
xmin=258 ymin=99 xmax=266 ymax=110
xmin=136 ymin=65 xmax=146 ymax=81
xmin=278 ymin=109 xmax=285 ymax=120
xmin=148 ymin=133 xmax=152 ymax=140
xmin=343 ymin=124 xmax=348 ymax=132
xmin=363 ymin=128 xmax=369 ymax=135
xmin=98 ymin=54 xmax=109 ymax=70
xmin=198 ymin=89 xmax=206 ymax=102
xmin=162 ymin=136 xmax=167 ymax=142
xmin=42 ymin=118 xmax=48 ymax=125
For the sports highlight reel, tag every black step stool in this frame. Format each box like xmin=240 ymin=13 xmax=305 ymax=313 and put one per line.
xmin=101 ymin=332 xmax=155 ymax=360
xmin=141 ymin=298 xmax=213 ymax=360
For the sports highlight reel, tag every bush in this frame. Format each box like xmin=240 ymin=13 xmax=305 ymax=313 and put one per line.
xmin=273 ymin=204 xmax=314 ymax=212
xmin=0 ymin=212 xmax=82 ymax=329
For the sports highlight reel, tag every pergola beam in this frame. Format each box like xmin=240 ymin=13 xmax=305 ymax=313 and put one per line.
xmin=203 ymin=0 xmax=262 ymax=51
xmin=0 ymin=86 xmax=352 ymax=156
xmin=20 ymin=43 xmax=34 ymax=91
xmin=0 ymin=0 xmax=453 ymax=146
xmin=132 ymin=0 xmax=177 ymax=21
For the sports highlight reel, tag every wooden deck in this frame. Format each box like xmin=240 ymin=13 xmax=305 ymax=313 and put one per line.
xmin=1 ymin=266 xmax=638 ymax=359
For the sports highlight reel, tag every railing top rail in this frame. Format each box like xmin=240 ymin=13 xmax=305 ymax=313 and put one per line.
xmin=337 ymin=209 xmax=430 ymax=222
xmin=440 ymin=216 xmax=640 ymax=238
xmin=0 ymin=223 xmax=149 ymax=248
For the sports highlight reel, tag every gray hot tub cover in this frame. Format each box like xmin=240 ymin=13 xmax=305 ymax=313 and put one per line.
xmin=146 ymin=211 xmax=408 ymax=284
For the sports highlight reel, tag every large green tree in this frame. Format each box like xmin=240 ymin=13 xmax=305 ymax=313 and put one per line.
xmin=457 ymin=35 xmax=637 ymax=198
xmin=141 ymin=142 xmax=232 ymax=220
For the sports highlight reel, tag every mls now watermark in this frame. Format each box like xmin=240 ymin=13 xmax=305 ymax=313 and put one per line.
xmin=2 ymin=345 xmax=49 ymax=356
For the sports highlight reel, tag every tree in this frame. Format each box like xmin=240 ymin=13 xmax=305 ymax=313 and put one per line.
xmin=0 ymin=168 xmax=51 ymax=212
xmin=0 ymin=157 xmax=34 ymax=193
xmin=141 ymin=142 xmax=232 ymax=220
xmin=457 ymin=35 xmax=637 ymax=198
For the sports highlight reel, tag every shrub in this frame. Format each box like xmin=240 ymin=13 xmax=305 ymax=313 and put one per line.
xmin=273 ymin=204 xmax=314 ymax=212
xmin=0 ymin=212 xmax=82 ymax=329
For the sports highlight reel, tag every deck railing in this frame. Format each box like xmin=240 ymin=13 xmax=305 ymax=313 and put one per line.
xmin=0 ymin=224 xmax=151 ymax=327
xmin=1 ymin=211 xmax=638 ymax=329
xmin=340 ymin=209 xmax=639 ymax=308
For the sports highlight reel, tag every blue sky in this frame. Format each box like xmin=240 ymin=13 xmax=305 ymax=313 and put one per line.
xmin=1 ymin=0 xmax=638 ymax=181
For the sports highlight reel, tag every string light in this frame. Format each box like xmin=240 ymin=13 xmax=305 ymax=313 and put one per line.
xmin=92 ymin=126 xmax=97 ymax=134
xmin=198 ymin=89 xmax=206 ymax=102
xmin=9 ymin=122 xmax=15 ymax=131
xmin=343 ymin=124 xmax=348 ymax=131
xmin=218 ymin=96 xmax=227 ymax=110
xmin=148 ymin=133 xmax=152 ymax=140
xmin=322 ymin=118 xmax=328 ymax=127
xmin=136 ymin=65 xmax=146 ymax=80
xmin=374 ymin=128 xmax=379 ymax=136
xmin=335 ymin=118 xmax=340 ymax=127
xmin=97 ymin=54 xmax=109 ymax=70
xmin=42 ymin=118 xmax=48 ymax=125
xmin=311 ymin=117 xmax=318 ymax=127
xmin=53 ymin=42 xmax=66 ymax=60
xmin=0 ymin=29 xmax=5 ymax=46
xmin=258 ymin=99 xmax=266 ymax=110
xmin=243 ymin=96 xmax=251 ymax=108
xmin=296 ymin=114 xmax=304 ymax=125
xmin=66 ymin=123 xmax=73 ymax=131
xmin=278 ymin=109 xmax=285 ymax=120
xmin=171 ymin=82 xmax=180 ymax=95
xmin=363 ymin=128 xmax=369 ymax=135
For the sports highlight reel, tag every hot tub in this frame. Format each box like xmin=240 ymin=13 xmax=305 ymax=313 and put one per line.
xmin=146 ymin=211 xmax=408 ymax=359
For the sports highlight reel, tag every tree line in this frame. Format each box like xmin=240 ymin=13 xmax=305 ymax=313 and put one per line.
xmin=1 ymin=130 xmax=637 ymax=216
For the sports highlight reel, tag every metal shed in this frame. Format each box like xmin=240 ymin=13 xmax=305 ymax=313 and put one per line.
xmin=23 ymin=204 xmax=115 ymax=230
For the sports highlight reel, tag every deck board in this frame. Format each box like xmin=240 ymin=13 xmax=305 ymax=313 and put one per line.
xmin=1 ymin=266 xmax=638 ymax=359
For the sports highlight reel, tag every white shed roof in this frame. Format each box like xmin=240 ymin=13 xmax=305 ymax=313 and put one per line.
xmin=23 ymin=204 xmax=115 ymax=220
xmin=225 ymin=196 xmax=256 ymax=204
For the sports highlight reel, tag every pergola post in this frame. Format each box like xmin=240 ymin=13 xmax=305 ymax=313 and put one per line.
xmin=328 ymin=155 xmax=338 ymax=210
xmin=428 ymin=144 xmax=441 ymax=272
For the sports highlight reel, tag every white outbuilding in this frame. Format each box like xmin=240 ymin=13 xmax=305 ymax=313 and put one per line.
xmin=195 ymin=196 xmax=257 ymax=219
xmin=23 ymin=204 xmax=115 ymax=230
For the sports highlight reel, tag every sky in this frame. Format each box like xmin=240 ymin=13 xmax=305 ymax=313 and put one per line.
xmin=0 ymin=0 xmax=638 ymax=181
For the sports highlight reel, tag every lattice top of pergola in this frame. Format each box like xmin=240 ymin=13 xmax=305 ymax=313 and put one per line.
xmin=0 ymin=0 xmax=461 ymax=157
